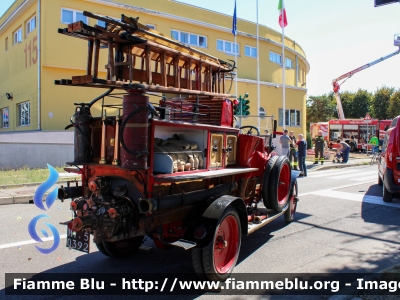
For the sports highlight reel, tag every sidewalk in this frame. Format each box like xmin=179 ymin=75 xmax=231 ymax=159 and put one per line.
xmin=0 ymin=172 xmax=80 ymax=205
xmin=0 ymin=157 xmax=374 ymax=205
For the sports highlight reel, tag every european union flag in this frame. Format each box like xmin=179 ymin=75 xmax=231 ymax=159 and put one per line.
xmin=232 ymin=0 xmax=237 ymax=36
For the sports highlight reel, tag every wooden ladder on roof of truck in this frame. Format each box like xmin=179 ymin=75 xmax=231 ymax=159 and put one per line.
xmin=55 ymin=11 xmax=236 ymax=98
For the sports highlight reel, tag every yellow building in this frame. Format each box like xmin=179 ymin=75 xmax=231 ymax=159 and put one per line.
xmin=0 ymin=0 xmax=309 ymax=168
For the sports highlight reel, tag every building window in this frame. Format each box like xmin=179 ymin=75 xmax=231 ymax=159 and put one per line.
xmin=146 ymin=24 xmax=156 ymax=30
xmin=61 ymin=8 xmax=88 ymax=24
xmin=5 ymin=37 xmax=8 ymax=51
xmin=285 ymin=58 xmax=293 ymax=69
xmin=18 ymin=101 xmax=30 ymax=126
xmin=269 ymin=51 xmax=282 ymax=65
xmin=259 ymin=107 xmax=266 ymax=119
xmin=171 ymin=30 xmax=207 ymax=48
xmin=217 ymin=39 xmax=239 ymax=55
xmin=26 ymin=15 xmax=36 ymax=36
xmin=278 ymin=109 xmax=301 ymax=126
xmin=13 ymin=28 xmax=22 ymax=44
xmin=1 ymin=107 xmax=9 ymax=128
xmin=244 ymin=45 xmax=257 ymax=58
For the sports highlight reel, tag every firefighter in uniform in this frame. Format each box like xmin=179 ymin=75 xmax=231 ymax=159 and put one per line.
xmin=312 ymin=130 xmax=325 ymax=164
xmin=288 ymin=131 xmax=298 ymax=170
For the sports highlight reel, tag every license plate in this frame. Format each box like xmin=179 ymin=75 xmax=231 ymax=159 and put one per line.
xmin=66 ymin=228 xmax=90 ymax=253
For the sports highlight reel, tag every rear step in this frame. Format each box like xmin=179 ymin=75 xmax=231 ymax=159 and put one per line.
xmin=247 ymin=205 xmax=289 ymax=234
xmin=166 ymin=239 xmax=197 ymax=250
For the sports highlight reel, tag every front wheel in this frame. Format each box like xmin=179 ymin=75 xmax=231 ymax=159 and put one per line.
xmin=284 ymin=181 xmax=298 ymax=223
xmin=383 ymin=183 xmax=393 ymax=202
xmin=202 ymin=206 xmax=241 ymax=281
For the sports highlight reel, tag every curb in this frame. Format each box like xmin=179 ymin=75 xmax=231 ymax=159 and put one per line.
xmin=0 ymin=180 xmax=80 ymax=206
xmin=309 ymin=162 xmax=370 ymax=172
xmin=0 ymin=179 xmax=79 ymax=190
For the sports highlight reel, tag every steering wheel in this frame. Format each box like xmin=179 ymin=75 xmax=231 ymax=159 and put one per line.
xmin=239 ymin=126 xmax=260 ymax=136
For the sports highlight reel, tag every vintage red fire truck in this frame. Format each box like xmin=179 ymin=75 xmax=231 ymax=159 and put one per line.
xmin=327 ymin=119 xmax=391 ymax=152
xmin=56 ymin=12 xmax=299 ymax=281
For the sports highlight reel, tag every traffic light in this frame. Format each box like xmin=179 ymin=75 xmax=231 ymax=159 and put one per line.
xmin=233 ymin=93 xmax=250 ymax=116
xmin=233 ymin=99 xmax=240 ymax=115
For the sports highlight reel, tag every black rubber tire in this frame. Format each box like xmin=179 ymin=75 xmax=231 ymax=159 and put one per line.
xmin=261 ymin=155 xmax=279 ymax=209
xmin=202 ymin=206 xmax=241 ymax=281
xmin=191 ymin=248 xmax=207 ymax=280
xmin=284 ymin=181 xmax=298 ymax=223
xmin=101 ymin=236 xmax=144 ymax=259
xmin=269 ymin=156 xmax=291 ymax=212
xmin=95 ymin=242 xmax=110 ymax=257
xmin=383 ymin=183 xmax=393 ymax=202
xmin=378 ymin=174 xmax=383 ymax=186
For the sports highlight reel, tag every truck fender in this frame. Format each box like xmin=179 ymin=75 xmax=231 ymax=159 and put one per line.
xmin=189 ymin=195 xmax=247 ymax=248
xmin=290 ymin=170 xmax=300 ymax=195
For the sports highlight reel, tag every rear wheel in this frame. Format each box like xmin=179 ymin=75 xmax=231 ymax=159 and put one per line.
xmin=191 ymin=248 xmax=206 ymax=280
xmin=383 ymin=183 xmax=393 ymax=202
xmin=202 ymin=206 xmax=241 ymax=281
xmin=100 ymin=236 xmax=144 ymax=259
xmin=284 ymin=181 xmax=298 ymax=223
xmin=269 ymin=156 xmax=291 ymax=212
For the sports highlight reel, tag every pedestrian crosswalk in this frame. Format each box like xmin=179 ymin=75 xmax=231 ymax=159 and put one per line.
xmin=301 ymin=166 xmax=400 ymax=208
xmin=307 ymin=168 xmax=377 ymax=182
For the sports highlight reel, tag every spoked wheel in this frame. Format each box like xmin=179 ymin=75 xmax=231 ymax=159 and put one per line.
xmin=270 ymin=156 xmax=291 ymax=212
xmin=261 ymin=155 xmax=279 ymax=209
xmin=284 ymin=181 xmax=298 ymax=223
xmin=99 ymin=236 xmax=144 ymax=259
xmin=201 ymin=207 xmax=241 ymax=281
xmin=239 ymin=126 xmax=260 ymax=136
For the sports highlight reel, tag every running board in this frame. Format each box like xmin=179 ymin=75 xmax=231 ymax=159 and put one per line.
xmin=166 ymin=239 xmax=197 ymax=250
xmin=247 ymin=205 xmax=288 ymax=235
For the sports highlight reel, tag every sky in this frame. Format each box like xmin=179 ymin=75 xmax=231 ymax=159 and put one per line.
xmin=1 ymin=0 xmax=400 ymax=97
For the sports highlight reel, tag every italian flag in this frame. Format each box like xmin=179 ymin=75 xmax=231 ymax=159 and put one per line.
xmin=278 ymin=0 xmax=288 ymax=28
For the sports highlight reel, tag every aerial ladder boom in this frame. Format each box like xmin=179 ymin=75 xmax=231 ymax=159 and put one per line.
xmin=332 ymin=34 xmax=400 ymax=119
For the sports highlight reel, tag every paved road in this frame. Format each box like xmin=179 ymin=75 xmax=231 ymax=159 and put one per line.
xmin=1 ymin=165 xmax=400 ymax=299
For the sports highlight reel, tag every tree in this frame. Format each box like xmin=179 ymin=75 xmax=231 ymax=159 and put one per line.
xmin=372 ymin=86 xmax=394 ymax=119
xmin=339 ymin=91 xmax=354 ymax=118
xmin=388 ymin=89 xmax=400 ymax=118
xmin=306 ymin=93 xmax=335 ymax=127
xmin=351 ymin=89 xmax=372 ymax=118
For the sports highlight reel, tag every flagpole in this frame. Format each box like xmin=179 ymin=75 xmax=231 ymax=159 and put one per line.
xmin=256 ymin=0 xmax=260 ymax=131
xmin=232 ymin=0 xmax=239 ymax=126
xmin=281 ymin=0 xmax=286 ymax=130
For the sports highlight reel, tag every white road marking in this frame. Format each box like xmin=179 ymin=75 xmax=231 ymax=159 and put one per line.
xmin=326 ymin=170 xmax=376 ymax=180
xmin=0 ymin=234 xmax=67 ymax=250
xmin=298 ymin=180 xmax=376 ymax=197
xmin=351 ymin=175 xmax=377 ymax=182
xmin=310 ymin=190 xmax=400 ymax=208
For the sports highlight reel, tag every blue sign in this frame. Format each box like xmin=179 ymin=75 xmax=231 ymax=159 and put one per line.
xmin=28 ymin=164 xmax=60 ymax=254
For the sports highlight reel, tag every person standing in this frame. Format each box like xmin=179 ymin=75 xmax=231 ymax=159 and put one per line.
xmin=296 ymin=134 xmax=307 ymax=177
xmin=337 ymin=139 xmax=350 ymax=163
xmin=369 ymin=134 xmax=379 ymax=155
xmin=312 ymin=130 xmax=325 ymax=164
xmin=288 ymin=131 xmax=298 ymax=170
xmin=279 ymin=129 xmax=291 ymax=157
